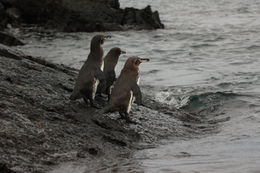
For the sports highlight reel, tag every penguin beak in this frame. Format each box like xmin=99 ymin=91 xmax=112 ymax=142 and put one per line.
xmin=103 ymin=35 xmax=111 ymax=40
xmin=121 ymin=51 xmax=126 ymax=54
xmin=140 ymin=58 xmax=150 ymax=63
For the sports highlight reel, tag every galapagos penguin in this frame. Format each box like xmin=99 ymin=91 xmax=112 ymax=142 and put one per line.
xmin=70 ymin=35 xmax=111 ymax=108
xmin=101 ymin=56 xmax=149 ymax=122
xmin=97 ymin=47 xmax=126 ymax=100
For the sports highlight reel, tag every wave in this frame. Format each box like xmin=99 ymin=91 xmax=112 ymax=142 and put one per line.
xmin=143 ymin=90 xmax=242 ymax=135
xmin=247 ymin=45 xmax=260 ymax=50
xmin=180 ymin=91 xmax=240 ymax=110
xmin=153 ymin=90 xmax=241 ymax=110
xmin=217 ymin=81 xmax=255 ymax=87
xmin=190 ymin=43 xmax=216 ymax=48
xmin=204 ymin=36 xmax=225 ymax=42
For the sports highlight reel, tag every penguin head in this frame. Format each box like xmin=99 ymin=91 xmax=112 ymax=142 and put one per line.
xmin=109 ymin=47 xmax=126 ymax=56
xmin=124 ymin=57 xmax=150 ymax=71
xmin=91 ymin=35 xmax=111 ymax=45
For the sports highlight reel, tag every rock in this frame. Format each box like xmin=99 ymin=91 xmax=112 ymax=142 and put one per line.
xmin=0 ymin=0 xmax=17 ymax=7
xmin=140 ymin=5 xmax=164 ymax=29
xmin=0 ymin=2 xmax=8 ymax=30
xmin=0 ymin=0 xmax=164 ymax=32
xmin=0 ymin=2 xmax=4 ymax=13
xmin=107 ymin=0 xmax=120 ymax=9
xmin=0 ymin=45 xmax=189 ymax=172
xmin=5 ymin=7 xmax=21 ymax=21
xmin=0 ymin=44 xmax=23 ymax=59
xmin=0 ymin=45 xmax=139 ymax=172
xmin=77 ymin=145 xmax=100 ymax=158
xmin=122 ymin=5 xmax=164 ymax=30
xmin=0 ymin=31 xmax=24 ymax=46
xmin=0 ymin=163 xmax=16 ymax=173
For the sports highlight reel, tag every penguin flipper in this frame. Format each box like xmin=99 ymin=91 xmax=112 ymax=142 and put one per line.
xmin=95 ymin=68 xmax=105 ymax=80
xmin=131 ymin=82 xmax=143 ymax=105
xmin=106 ymin=71 xmax=116 ymax=94
xmin=95 ymin=68 xmax=106 ymax=92
xmin=107 ymin=71 xmax=116 ymax=83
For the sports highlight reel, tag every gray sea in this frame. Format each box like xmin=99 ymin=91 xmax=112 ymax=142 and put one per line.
xmin=14 ymin=0 xmax=260 ymax=172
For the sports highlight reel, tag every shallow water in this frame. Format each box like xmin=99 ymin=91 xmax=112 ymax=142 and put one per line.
xmin=15 ymin=0 xmax=260 ymax=172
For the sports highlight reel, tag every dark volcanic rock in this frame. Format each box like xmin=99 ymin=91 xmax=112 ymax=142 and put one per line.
xmin=0 ymin=44 xmax=185 ymax=172
xmin=0 ymin=2 xmax=8 ymax=30
xmin=122 ymin=5 xmax=164 ymax=30
xmin=0 ymin=2 xmax=4 ymax=13
xmin=0 ymin=32 xmax=24 ymax=46
xmin=0 ymin=0 xmax=164 ymax=32
xmin=0 ymin=163 xmax=16 ymax=173
xmin=0 ymin=42 xmax=222 ymax=172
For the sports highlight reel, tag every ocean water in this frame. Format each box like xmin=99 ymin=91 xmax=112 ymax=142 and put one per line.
xmin=15 ymin=0 xmax=260 ymax=172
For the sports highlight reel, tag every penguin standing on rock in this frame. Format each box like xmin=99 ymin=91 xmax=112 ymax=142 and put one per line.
xmin=70 ymin=35 xmax=111 ymax=108
xmin=97 ymin=47 xmax=126 ymax=100
xmin=101 ymin=56 xmax=150 ymax=122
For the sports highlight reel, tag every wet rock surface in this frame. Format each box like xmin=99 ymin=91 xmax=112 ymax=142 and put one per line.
xmin=0 ymin=32 xmax=24 ymax=46
xmin=0 ymin=44 xmax=186 ymax=172
xmin=0 ymin=1 xmax=8 ymax=30
xmin=0 ymin=41 xmax=229 ymax=172
xmin=0 ymin=0 xmax=164 ymax=32
xmin=0 ymin=163 xmax=16 ymax=173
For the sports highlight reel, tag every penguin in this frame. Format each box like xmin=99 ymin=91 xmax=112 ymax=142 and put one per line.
xmin=70 ymin=35 xmax=111 ymax=108
xmin=97 ymin=47 xmax=126 ymax=100
xmin=101 ymin=56 xmax=149 ymax=122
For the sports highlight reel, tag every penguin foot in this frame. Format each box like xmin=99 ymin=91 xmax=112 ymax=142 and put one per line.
xmin=95 ymin=95 xmax=107 ymax=103
xmin=90 ymin=101 xmax=102 ymax=109
xmin=100 ymin=93 xmax=107 ymax=99
xmin=117 ymin=116 xmax=137 ymax=124
xmin=119 ymin=113 xmax=138 ymax=124
xmin=116 ymin=116 xmax=125 ymax=121
xmin=125 ymin=119 xmax=138 ymax=124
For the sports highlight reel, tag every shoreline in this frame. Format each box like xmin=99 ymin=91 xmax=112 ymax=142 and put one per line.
xmin=0 ymin=44 xmax=181 ymax=172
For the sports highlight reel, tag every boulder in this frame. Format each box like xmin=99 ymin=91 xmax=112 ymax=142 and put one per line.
xmin=0 ymin=0 xmax=164 ymax=32
xmin=122 ymin=5 xmax=164 ymax=29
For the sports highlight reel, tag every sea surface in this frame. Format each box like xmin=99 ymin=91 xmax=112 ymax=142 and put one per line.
xmin=14 ymin=0 xmax=260 ymax=172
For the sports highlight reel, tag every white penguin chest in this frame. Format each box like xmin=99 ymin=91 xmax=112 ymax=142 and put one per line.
xmin=137 ymin=76 xmax=140 ymax=85
xmin=92 ymin=61 xmax=104 ymax=99
xmin=101 ymin=61 xmax=104 ymax=71
xmin=93 ymin=80 xmax=99 ymax=99
xmin=127 ymin=76 xmax=140 ymax=113
xmin=127 ymin=91 xmax=134 ymax=114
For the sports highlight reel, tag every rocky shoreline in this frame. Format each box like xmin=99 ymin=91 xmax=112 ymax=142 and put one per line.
xmin=0 ymin=1 xmax=168 ymax=172
xmin=0 ymin=0 xmax=164 ymax=32
xmin=0 ymin=42 xmax=186 ymax=172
